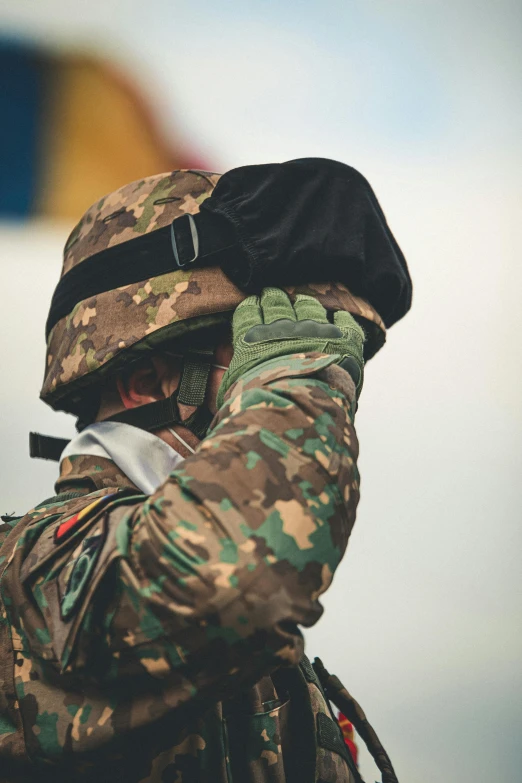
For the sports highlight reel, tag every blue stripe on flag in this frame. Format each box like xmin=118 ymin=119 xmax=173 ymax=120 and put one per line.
xmin=0 ymin=40 xmax=44 ymax=217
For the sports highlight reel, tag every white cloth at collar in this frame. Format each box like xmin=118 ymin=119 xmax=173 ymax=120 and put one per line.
xmin=60 ymin=421 xmax=185 ymax=495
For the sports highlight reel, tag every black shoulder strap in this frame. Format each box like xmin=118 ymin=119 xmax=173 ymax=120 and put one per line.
xmin=29 ymin=432 xmax=70 ymax=461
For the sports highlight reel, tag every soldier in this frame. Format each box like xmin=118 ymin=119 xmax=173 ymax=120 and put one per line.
xmin=0 ymin=165 xmax=407 ymax=782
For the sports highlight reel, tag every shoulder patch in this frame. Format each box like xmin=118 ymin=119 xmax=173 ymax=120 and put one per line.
xmin=54 ymin=493 xmax=117 ymax=543
xmin=60 ymin=521 xmax=106 ymax=621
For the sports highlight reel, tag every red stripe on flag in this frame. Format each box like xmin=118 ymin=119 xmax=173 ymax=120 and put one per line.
xmin=55 ymin=512 xmax=81 ymax=540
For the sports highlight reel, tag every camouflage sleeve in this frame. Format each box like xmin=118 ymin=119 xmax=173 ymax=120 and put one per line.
xmin=42 ymin=354 xmax=359 ymax=711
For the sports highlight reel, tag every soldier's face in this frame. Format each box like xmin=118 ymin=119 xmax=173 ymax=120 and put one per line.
xmin=111 ymin=338 xmax=233 ymax=456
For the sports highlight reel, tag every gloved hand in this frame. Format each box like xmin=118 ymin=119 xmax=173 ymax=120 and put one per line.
xmin=217 ymin=287 xmax=365 ymax=407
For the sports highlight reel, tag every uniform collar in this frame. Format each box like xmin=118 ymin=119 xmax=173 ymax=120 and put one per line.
xmin=58 ymin=422 xmax=185 ymax=495
xmin=55 ymin=454 xmax=138 ymax=496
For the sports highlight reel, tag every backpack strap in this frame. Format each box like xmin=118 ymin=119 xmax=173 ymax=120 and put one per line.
xmin=313 ymin=657 xmax=400 ymax=783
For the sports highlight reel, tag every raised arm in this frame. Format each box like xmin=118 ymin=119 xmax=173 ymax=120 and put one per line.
xmin=22 ymin=290 xmax=364 ymax=721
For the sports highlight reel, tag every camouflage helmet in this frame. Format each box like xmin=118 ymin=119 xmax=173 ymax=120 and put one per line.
xmin=42 ymin=170 xmax=386 ymax=427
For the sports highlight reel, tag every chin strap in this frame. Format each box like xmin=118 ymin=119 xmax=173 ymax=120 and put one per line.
xmin=30 ymin=351 xmax=216 ymax=461
xmin=101 ymin=350 xmax=214 ymax=438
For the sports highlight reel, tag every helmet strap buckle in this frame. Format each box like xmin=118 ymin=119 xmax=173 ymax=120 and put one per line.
xmin=171 ymin=213 xmax=200 ymax=269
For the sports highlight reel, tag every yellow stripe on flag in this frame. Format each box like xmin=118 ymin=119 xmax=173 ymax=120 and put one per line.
xmin=39 ymin=55 xmax=191 ymax=219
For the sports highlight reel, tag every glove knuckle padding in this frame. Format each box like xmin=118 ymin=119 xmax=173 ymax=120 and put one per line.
xmin=218 ymin=287 xmax=366 ymax=407
xmin=243 ymin=319 xmax=342 ymax=344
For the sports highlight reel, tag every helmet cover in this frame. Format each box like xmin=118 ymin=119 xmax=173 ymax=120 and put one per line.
xmin=42 ymin=170 xmax=386 ymax=414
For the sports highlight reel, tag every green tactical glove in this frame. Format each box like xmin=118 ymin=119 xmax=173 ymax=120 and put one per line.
xmin=217 ymin=287 xmax=365 ymax=408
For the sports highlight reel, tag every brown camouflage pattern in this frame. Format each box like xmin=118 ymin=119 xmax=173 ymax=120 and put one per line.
xmin=2 ymin=354 xmax=361 ymax=782
xmin=42 ymin=170 xmax=386 ymax=410
xmin=58 ymin=454 xmax=140 ymax=493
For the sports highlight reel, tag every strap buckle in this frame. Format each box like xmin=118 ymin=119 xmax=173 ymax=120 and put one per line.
xmin=170 ymin=214 xmax=200 ymax=269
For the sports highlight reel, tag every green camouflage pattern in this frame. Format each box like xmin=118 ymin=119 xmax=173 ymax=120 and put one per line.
xmin=42 ymin=169 xmax=386 ymax=410
xmin=1 ymin=354 xmax=361 ymax=782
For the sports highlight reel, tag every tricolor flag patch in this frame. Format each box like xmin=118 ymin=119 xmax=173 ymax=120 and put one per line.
xmin=54 ymin=493 xmax=117 ymax=543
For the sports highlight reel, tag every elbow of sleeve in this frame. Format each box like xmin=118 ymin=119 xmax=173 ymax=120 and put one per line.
xmin=215 ymin=561 xmax=327 ymax=649
xmin=205 ymin=577 xmax=320 ymax=668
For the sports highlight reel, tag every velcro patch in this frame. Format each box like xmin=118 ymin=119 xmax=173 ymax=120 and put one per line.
xmin=317 ymin=712 xmax=351 ymax=763
xmin=54 ymin=493 xmax=116 ymax=543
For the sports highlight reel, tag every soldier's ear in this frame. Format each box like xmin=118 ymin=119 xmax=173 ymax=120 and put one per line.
xmin=117 ymin=361 xmax=165 ymax=409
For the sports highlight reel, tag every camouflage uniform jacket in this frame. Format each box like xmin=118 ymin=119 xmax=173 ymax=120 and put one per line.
xmin=0 ymin=354 xmax=362 ymax=783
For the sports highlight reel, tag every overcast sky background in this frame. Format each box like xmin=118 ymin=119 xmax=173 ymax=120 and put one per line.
xmin=1 ymin=2 xmax=521 ymax=781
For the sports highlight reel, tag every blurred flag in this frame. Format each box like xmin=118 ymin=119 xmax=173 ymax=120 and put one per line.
xmin=338 ymin=711 xmax=359 ymax=765
xmin=0 ymin=39 xmax=202 ymax=220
